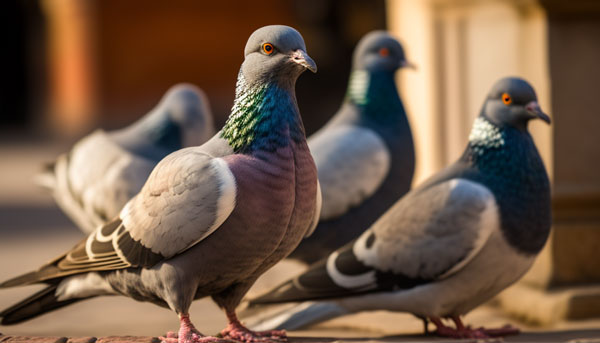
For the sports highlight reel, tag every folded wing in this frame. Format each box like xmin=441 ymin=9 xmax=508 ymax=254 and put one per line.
xmin=251 ymin=178 xmax=497 ymax=304
xmin=308 ymin=125 xmax=390 ymax=221
xmin=2 ymin=148 xmax=236 ymax=287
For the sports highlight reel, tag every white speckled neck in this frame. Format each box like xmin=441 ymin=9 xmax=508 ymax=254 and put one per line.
xmin=468 ymin=117 xmax=504 ymax=149
xmin=347 ymin=70 xmax=370 ymax=105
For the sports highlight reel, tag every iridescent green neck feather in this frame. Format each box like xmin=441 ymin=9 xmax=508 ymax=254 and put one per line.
xmin=346 ymin=70 xmax=405 ymax=122
xmin=221 ymin=72 xmax=304 ymax=154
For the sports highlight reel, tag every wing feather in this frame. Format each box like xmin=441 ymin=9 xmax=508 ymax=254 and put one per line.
xmin=308 ymin=125 xmax=390 ymax=220
xmin=251 ymin=178 xmax=498 ymax=304
xmin=2 ymin=148 xmax=237 ymax=287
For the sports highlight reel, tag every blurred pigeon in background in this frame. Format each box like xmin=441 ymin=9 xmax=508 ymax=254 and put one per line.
xmin=247 ymin=77 xmax=551 ymax=339
xmin=1 ymin=25 xmax=320 ymax=343
xmin=36 ymin=84 xmax=215 ymax=234
xmin=288 ymin=31 xmax=415 ymax=264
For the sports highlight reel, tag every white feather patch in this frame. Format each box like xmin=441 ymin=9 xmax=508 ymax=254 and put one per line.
xmin=55 ymin=272 xmax=117 ymax=301
xmin=352 ymin=229 xmax=377 ymax=267
xmin=326 ymin=251 xmax=376 ymax=290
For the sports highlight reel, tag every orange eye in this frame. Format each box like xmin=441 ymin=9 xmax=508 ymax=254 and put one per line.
xmin=379 ymin=47 xmax=389 ymax=57
xmin=262 ymin=43 xmax=274 ymax=55
xmin=502 ymin=93 xmax=512 ymax=105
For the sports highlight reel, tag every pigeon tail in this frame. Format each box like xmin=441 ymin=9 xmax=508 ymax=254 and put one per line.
xmin=0 ymin=284 xmax=90 ymax=325
xmin=247 ymin=301 xmax=349 ymax=331
xmin=0 ymin=270 xmax=44 ymax=288
xmin=0 ymin=255 xmax=67 ymax=288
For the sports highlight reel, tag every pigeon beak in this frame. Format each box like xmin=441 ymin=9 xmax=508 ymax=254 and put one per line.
xmin=525 ymin=101 xmax=551 ymax=124
xmin=291 ymin=49 xmax=317 ymax=73
xmin=400 ymin=60 xmax=417 ymax=70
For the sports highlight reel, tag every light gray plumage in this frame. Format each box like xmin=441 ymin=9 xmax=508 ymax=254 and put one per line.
xmin=36 ymin=84 xmax=215 ymax=234
xmin=247 ymin=77 xmax=552 ymax=339
xmin=1 ymin=25 xmax=319 ymax=343
xmin=288 ymin=31 xmax=415 ymax=264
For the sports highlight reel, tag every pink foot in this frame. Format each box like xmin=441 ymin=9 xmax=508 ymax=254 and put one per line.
xmin=430 ymin=316 xmax=520 ymax=339
xmin=160 ymin=314 xmax=234 ymax=343
xmin=434 ymin=325 xmax=489 ymax=339
xmin=480 ymin=324 xmax=520 ymax=337
xmin=220 ymin=311 xmax=287 ymax=343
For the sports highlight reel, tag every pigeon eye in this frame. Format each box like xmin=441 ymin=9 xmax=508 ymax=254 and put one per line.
xmin=502 ymin=93 xmax=512 ymax=105
xmin=378 ymin=47 xmax=390 ymax=57
xmin=262 ymin=43 xmax=274 ymax=55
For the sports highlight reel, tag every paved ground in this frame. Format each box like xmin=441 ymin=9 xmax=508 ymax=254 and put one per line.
xmin=0 ymin=142 xmax=599 ymax=342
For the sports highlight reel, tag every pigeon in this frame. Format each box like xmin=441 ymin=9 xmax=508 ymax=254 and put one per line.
xmin=36 ymin=83 xmax=216 ymax=234
xmin=287 ymin=31 xmax=415 ymax=264
xmin=1 ymin=25 xmax=320 ymax=343
xmin=247 ymin=77 xmax=552 ymax=339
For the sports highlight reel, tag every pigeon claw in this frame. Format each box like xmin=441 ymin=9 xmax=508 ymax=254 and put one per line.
xmin=160 ymin=335 xmax=234 ymax=343
xmin=480 ymin=324 xmax=521 ymax=337
xmin=160 ymin=313 xmax=237 ymax=343
xmin=434 ymin=326 xmax=490 ymax=339
xmin=220 ymin=324 xmax=287 ymax=343
xmin=430 ymin=316 xmax=520 ymax=339
xmin=221 ymin=311 xmax=287 ymax=343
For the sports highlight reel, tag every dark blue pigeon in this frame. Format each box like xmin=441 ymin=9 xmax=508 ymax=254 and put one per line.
xmin=288 ymin=31 xmax=415 ymax=264
xmin=248 ymin=77 xmax=551 ymax=339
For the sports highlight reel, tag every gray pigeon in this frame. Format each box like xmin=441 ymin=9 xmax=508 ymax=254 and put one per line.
xmin=36 ymin=83 xmax=215 ymax=234
xmin=1 ymin=25 xmax=320 ymax=343
xmin=287 ymin=31 xmax=415 ymax=264
xmin=248 ymin=77 xmax=551 ymax=339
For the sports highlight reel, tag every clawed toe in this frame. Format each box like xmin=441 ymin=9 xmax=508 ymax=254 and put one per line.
xmin=481 ymin=324 xmax=520 ymax=337
xmin=160 ymin=334 xmax=234 ymax=343
xmin=431 ymin=316 xmax=520 ymax=339
xmin=221 ymin=329 xmax=287 ymax=343
xmin=221 ymin=310 xmax=287 ymax=343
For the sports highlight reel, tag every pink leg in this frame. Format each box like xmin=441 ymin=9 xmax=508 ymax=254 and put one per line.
xmin=220 ymin=310 xmax=287 ymax=343
xmin=160 ymin=313 xmax=233 ymax=343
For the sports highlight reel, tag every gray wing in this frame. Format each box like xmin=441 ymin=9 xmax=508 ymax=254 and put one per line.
xmin=3 ymin=147 xmax=237 ymax=286
xmin=49 ymin=130 xmax=157 ymax=233
xmin=308 ymin=125 xmax=390 ymax=221
xmin=250 ymin=178 xmax=498 ymax=303
xmin=121 ymin=147 xmax=237 ymax=257
xmin=349 ymin=178 xmax=497 ymax=281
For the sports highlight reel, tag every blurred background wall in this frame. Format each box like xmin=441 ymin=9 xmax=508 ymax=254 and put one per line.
xmin=0 ymin=0 xmax=599 ymax=327
xmin=0 ymin=0 xmax=388 ymax=136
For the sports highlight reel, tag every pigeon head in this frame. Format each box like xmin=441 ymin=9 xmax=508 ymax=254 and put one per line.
xmin=241 ymin=25 xmax=317 ymax=88
xmin=352 ymin=31 xmax=414 ymax=73
xmin=114 ymin=83 xmax=214 ymax=160
xmin=160 ymin=84 xmax=214 ymax=148
xmin=481 ymin=77 xmax=551 ymax=130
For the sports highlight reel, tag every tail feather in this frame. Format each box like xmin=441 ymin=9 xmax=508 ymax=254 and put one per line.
xmin=247 ymin=301 xmax=349 ymax=331
xmin=0 ymin=270 xmax=50 ymax=288
xmin=0 ymin=285 xmax=89 ymax=325
xmin=0 ymin=255 xmax=68 ymax=288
